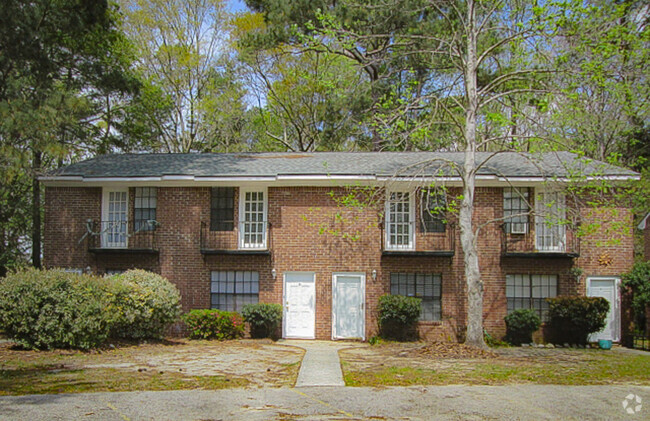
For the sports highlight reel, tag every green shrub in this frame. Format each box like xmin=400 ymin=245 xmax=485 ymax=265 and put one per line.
xmin=182 ymin=309 xmax=245 ymax=340
xmin=377 ymin=294 xmax=421 ymax=341
xmin=0 ymin=269 xmax=112 ymax=350
xmin=108 ymin=270 xmax=181 ymax=340
xmin=622 ymin=261 xmax=650 ymax=332
xmin=241 ymin=303 xmax=282 ymax=339
xmin=546 ymin=296 xmax=610 ymax=345
xmin=504 ymin=309 xmax=541 ymax=346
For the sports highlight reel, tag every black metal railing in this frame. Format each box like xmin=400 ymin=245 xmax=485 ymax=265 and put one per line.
xmin=86 ymin=219 xmax=158 ymax=251
xmin=380 ymin=221 xmax=455 ymax=254
xmin=632 ymin=334 xmax=650 ymax=352
xmin=200 ymin=220 xmax=271 ymax=252
xmin=501 ymin=223 xmax=580 ymax=256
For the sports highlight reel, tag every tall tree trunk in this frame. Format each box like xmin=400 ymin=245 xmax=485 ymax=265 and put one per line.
xmin=31 ymin=150 xmax=42 ymax=269
xmin=461 ymin=0 xmax=486 ymax=349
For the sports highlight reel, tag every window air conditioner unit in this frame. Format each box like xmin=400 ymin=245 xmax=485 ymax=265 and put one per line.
xmin=510 ymin=223 xmax=528 ymax=235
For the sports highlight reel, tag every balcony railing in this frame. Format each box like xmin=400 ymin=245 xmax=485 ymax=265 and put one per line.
xmin=200 ymin=221 xmax=271 ymax=254
xmin=381 ymin=221 xmax=455 ymax=256
xmin=502 ymin=223 xmax=580 ymax=257
xmin=86 ymin=219 xmax=158 ymax=253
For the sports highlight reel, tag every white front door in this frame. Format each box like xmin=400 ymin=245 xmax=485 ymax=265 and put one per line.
xmin=332 ymin=273 xmax=365 ymax=340
xmin=102 ymin=189 xmax=128 ymax=248
xmin=587 ymin=277 xmax=620 ymax=342
xmin=283 ymin=272 xmax=315 ymax=339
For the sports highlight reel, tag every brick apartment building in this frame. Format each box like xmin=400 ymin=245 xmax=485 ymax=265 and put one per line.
xmin=41 ymin=152 xmax=638 ymax=341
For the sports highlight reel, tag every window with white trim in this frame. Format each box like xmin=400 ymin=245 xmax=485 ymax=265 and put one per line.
xmin=535 ymin=189 xmax=566 ymax=251
xmin=506 ymin=274 xmax=557 ymax=321
xmin=503 ymin=188 xmax=529 ymax=234
xmin=211 ymin=271 xmax=259 ymax=311
xmin=390 ymin=273 xmax=442 ymax=321
xmin=134 ymin=187 xmax=157 ymax=232
xmin=240 ymin=190 xmax=266 ymax=249
xmin=386 ymin=191 xmax=413 ymax=250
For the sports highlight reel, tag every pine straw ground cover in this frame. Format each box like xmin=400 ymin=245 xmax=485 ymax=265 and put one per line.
xmin=341 ymin=342 xmax=650 ymax=387
xmin=0 ymin=339 xmax=303 ymax=395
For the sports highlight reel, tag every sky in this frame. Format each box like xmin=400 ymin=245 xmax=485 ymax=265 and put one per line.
xmin=227 ymin=0 xmax=249 ymax=13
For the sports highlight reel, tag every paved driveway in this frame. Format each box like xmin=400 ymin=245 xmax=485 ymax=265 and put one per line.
xmin=1 ymin=385 xmax=648 ymax=420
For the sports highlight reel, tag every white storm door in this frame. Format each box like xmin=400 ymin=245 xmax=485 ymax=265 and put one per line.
xmin=587 ymin=278 xmax=620 ymax=342
xmin=102 ymin=189 xmax=128 ymax=248
xmin=332 ymin=273 xmax=365 ymax=340
xmin=283 ymin=272 xmax=316 ymax=339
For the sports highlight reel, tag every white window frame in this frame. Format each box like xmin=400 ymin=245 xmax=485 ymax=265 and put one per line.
xmin=238 ymin=187 xmax=268 ymax=250
xmin=535 ymin=188 xmax=566 ymax=252
xmin=385 ymin=190 xmax=415 ymax=250
xmin=101 ymin=188 xmax=129 ymax=248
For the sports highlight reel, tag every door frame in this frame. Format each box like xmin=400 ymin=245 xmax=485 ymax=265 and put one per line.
xmin=586 ymin=276 xmax=621 ymax=342
xmin=331 ymin=272 xmax=366 ymax=340
xmin=282 ymin=271 xmax=316 ymax=339
xmin=101 ymin=187 xmax=129 ymax=248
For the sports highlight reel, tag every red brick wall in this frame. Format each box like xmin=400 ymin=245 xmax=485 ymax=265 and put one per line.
xmin=43 ymin=184 xmax=635 ymax=341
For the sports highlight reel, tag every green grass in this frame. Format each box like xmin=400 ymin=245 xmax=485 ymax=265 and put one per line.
xmin=0 ymin=366 xmax=248 ymax=395
xmin=343 ymin=353 xmax=650 ymax=387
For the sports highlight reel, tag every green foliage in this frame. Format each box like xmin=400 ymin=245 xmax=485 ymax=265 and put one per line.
xmin=241 ymin=303 xmax=283 ymax=339
xmin=622 ymin=261 xmax=650 ymax=332
xmin=108 ymin=270 xmax=182 ymax=340
xmin=504 ymin=309 xmax=541 ymax=346
xmin=377 ymin=294 xmax=421 ymax=341
xmin=546 ymin=296 xmax=610 ymax=345
xmin=182 ymin=309 xmax=245 ymax=340
xmin=0 ymin=269 xmax=113 ymax=350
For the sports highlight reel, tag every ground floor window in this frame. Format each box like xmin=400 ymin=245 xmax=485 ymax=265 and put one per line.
xmin=211 ymin=270 xmax=259 ymax=311
xmin=390 ymin=272 xmax=442 ymax=321
xmin=506 ymin=274 xmax=557 ymax=321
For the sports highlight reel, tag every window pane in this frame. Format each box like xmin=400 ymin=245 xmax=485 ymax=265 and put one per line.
xmin=210 ymin=187 xmax=235 ymax=231
xmin=390 ymin=272 xmax=442 ymax=321
xmin=211 ymin=270 xmax=259 ymax=311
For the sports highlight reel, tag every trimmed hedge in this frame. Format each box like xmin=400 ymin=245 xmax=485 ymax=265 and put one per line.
xmin=0 ymin=269 xmax=112 ymax=350
xmin=241 ymin=303 xmax=283 ymax=339
xmin=377 ymin=294 xmax=421 ymax=341
xmin=546 ymin=296 xmax=610 ymax=345
xmin=504 ymin=309 xmax=541 ymax=345
xmin=182 ymin=309 xmax=245 ymax=340
xmin=109 ymin=270 xmax=181 ymax=340
xmin=0 ymin=268 xmax=182 ymax=350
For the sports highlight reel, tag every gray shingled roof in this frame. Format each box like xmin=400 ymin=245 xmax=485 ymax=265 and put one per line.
xmin=46 ymin=151 xmax=638 ymax=179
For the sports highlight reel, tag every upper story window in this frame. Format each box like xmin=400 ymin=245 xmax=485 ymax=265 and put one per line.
xmin=102 ymin=189 xmax=128 ymax=248
xmin=134 ymin=187 xmax=157 ymax=232
xmin=240 ymin=189 xmax=267 ymax=249
xmin=385 ymin=191 xmax=414 ymax=250
xmin=535 ymin=189 xmax=566 ymax=252
xmin=211 ymin=187 xmax=235 ymax=231
xmin=503 ymin=188 xmax=529 ymax=234
xmin=420 ymin=189 xmax=447 ymax=233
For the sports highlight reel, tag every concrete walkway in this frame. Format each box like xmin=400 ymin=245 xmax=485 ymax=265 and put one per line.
xmin=280 ymin=340 xmax=361 ymax=387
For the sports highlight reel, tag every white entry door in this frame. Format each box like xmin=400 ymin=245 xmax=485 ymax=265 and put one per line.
xmin=587 ymin=277 xmax=620 ymax=342
xmin=332 ymin=273 xmax=365 ymax=340
xmin=283 ymin=272 xmax=315 ymax=339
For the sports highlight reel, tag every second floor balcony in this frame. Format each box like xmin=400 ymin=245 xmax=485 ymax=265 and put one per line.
xmin=381 ymin=221 xmax=455 ymax=257
xmin=87 ymin=219 xmax=158 ymax=253
xmin=200 ymin=220 xmax=271 ymax=255
xmin=502 ymin=222 xmax=580 ymax=257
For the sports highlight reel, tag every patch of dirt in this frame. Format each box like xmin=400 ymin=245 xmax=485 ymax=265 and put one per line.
xmin=409 ymin=342 xmax=497 ymax=359
xmin=0 ymin=339 xmax=304 ymax=387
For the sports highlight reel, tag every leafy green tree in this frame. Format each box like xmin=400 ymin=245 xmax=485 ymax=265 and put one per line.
xmin=234 ymin=12 xmax=370 ymax=151
xmin=118 ymin=0 xmax=250 ymax=152
xmin=0 ymin=0 xmax=138 ymax=273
